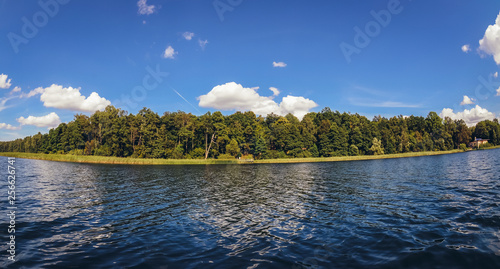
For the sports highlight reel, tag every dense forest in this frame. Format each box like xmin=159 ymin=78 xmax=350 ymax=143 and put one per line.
xmin=1 ymin=106 xmax=500 ymax=159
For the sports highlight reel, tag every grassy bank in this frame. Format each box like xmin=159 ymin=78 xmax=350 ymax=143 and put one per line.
xmin=0 ymin=152 xmax=239 ymax=165
xmin=257 ymin=146 xmax=500 ymax=164
xmin=253 ymin=149 xmax=465 ymax=164
xmin=0 ymin=148 xmax=485 ymax=165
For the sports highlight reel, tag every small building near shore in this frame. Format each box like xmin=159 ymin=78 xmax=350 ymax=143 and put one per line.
xmin=469 ymin=137 xmax=489 ymax=148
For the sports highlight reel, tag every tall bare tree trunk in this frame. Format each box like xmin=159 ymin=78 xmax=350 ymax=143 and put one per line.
xmin=205 ymin=133 xmax=216 ymax=160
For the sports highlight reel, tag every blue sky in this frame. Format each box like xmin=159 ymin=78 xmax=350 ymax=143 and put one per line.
xmin=1 ymin=0 xmax=500 ymax=140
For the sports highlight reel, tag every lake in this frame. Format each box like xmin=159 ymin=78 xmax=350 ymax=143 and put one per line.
xmin=1 ymin=149 xmax=500 ymax=268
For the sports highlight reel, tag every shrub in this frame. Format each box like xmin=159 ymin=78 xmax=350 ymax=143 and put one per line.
xmin=218 ymin=153 xmax=235 ymax=160
xmin=240 ymin=154 xmax=254 ymax=160
xmin=349 ymin=145 xmax=359 ymax=156
xmin=263 ymin=150 xmax=279 ymax=159
xmin=94 ymin=146 xmax=111 ymax=156
xmin=309 ymin=144 xmax=319 ymax=157
xmin=191 ymin=148 xmax=206 ymax=159
xmin=459 ymin=143 xmax=468 ymax=151
xmin=479 ymin=142 xmax=492 ymax=149
xmin=288 ymin=148 xmax=303 ymax=157
xmin=68 ymin=149 xmax=84 ymax=155
xmin=170 ymin=144 xmax=184 ymax=159
xmin=296 ymin=150 xmax=312 ymax=158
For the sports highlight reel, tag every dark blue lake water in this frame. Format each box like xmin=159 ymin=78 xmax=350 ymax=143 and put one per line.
xmin=1 ymin=149 xmax=500 ymax=268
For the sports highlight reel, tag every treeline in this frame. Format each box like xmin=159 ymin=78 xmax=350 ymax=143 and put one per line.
xmin=1 ymin=106 xmax=500 ymax=159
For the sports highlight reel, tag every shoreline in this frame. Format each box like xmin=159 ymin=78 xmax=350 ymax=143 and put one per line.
xmin=3 ymin=148 xmax=497 ymax=165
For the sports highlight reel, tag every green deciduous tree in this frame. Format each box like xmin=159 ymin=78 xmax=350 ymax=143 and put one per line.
xmin=226 ymin=138 xmax=240 ymax=157
xmin=370 ymin=137 xmax=384 ymax=155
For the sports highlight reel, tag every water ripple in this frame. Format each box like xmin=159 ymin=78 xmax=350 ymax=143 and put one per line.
xmin=1 ymin=150 xmax=500 ymax=268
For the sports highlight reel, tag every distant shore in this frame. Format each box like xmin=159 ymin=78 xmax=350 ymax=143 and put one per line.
xmin=3 ymin=148 xmax=498 ymax=165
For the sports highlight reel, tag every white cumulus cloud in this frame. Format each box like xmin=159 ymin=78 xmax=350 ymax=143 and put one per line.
xmin=460 ymin=95 xmax=474 ymax=105
xmin=497 ymin=86 xmax=500 ymax=96
xmin=461 ymin=44 xmax=471 ymax=53
xmin=163 ymin=46 xmax=177 ymax=59
xmin=24 ymin=84 xmax=111 ymax=112
xmin=183 ymin=32 xmax=194 ymax=40
xmin=137 ymin=0 xmax=155 ymax=15
xmin=197 ymin=82 xmax=318 ymax=120
xmin=494 ymin=72 xmax=499 ymax=78
xmin=0 ymin=123 xmax=20 ymax=130
xmin=440 ymin=105 xmax=496 ymax=126
xmin=0 ymin=74 xmax=12 ymax=89
xmin=273 ymin=61 xmax=287 ymax=68
xmin=479 ymin=11 xmax=500 ymax=64
xmin=279 ymin=96 xmax=319 ymax=120
xmin=17 ymin=112 xmax=61 ymax=128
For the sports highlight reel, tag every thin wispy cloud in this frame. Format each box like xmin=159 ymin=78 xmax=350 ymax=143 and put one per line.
xmin=0 ymin=96 xmax=15 ymax=112
xmin=0 ymin=131 xmax=22 ymax=141
xmin=183 ymin=32 xmax=194 ymax=40
xmin=349 ymin=99 xmax=421 ymax=108
xmin=137 ymin=0 xmax=155 ymax=15
xmin=351 ymin=86 xmax=387 ymax=97
xmin=0 ymin=123 xmax=20 ymax=130
xmin=20 ymin=87 xmax=44 ymax=98
xmin=10 ymin=86 xmax=21 ymax=95
xmin=347 ymin=85 xmax=421 ymax=108
xmin=273 ymin=61 xmax=287 ymax=68
xmin=198 ymin=39 xmax=208 ymax=50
